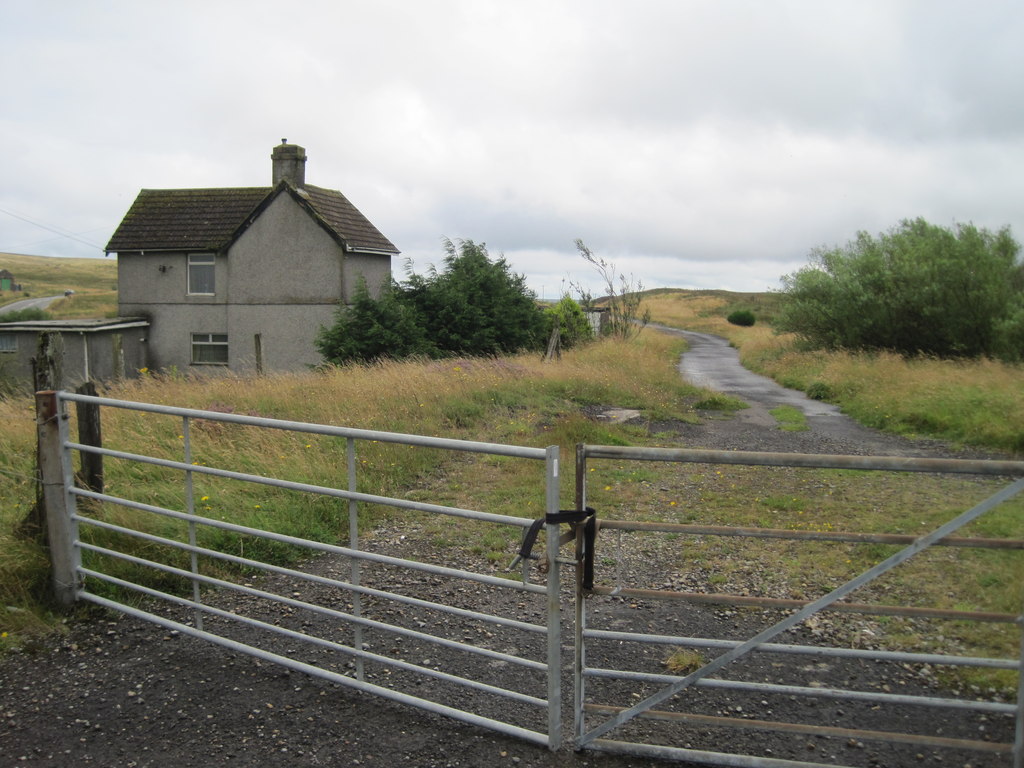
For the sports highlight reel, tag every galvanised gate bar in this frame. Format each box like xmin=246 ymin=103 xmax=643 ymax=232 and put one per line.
xmin=573 ymin=443 xmax=1024 ymax=767
xmin=36 ymin=390 xmax=565 ymax=749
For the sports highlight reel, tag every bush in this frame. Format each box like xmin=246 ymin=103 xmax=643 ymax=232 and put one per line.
xmin=316 ymin=279 xmax=432 ymax=364
xmin=0 ymin=307 xmax=49 ymax=322
xmin=546 ymin=295 xmax=593 ymax=350
xmin=726 ymin=309 xmax=755 ymax=327
xmin=317 ymin=239 xmax=546 ymax=364
xmin=775 ymin=218 xmax=1024 ymax=360
xmin=805 ymin=381 xmax=834 ymax=401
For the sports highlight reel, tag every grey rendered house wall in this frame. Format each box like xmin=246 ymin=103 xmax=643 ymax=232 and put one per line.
xmin=117 ymin=193 xmax=391 ymax=374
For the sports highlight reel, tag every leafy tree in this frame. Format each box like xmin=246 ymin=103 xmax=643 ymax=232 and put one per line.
xmin=546 ymin=295 xmax=594 ymax=350
xmin=404 ymin=239 xmax=546 ymax=357
xmin=573 ymin=240 xmax=650 ymax=339
xmin=775 ymin=219 xmax=1024 ymax=360
xmin=316 ymin=279 xmax=432 ymax=364
xmin=317 ymin=239 xmax=546 ymax=364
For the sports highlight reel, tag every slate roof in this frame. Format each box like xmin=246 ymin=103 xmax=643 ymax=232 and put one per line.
xmin=105 ymin=183 xmax=399 ymax=255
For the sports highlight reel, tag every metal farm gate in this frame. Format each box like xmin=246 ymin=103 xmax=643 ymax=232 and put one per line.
xmin=36 ymin=390 xmax=1024 ymax=767
xmin=36 ymin=390 xmax=565 ymax=748
xmin=572 ymin=444 xmax=1024 ymax=767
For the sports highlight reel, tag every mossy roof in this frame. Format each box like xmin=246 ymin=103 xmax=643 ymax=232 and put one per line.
xmin=105 ymin=183 xmax=399 ymax=255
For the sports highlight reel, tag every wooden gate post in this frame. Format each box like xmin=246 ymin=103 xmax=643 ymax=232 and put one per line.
xmin=75 ymin=382 xmax=103 ymax=494
xmin=35 ymin=390 xmax=80 ymax=607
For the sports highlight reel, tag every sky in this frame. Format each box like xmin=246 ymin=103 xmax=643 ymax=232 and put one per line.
xmin=1 ymin=1 xmax=1022 ymax=298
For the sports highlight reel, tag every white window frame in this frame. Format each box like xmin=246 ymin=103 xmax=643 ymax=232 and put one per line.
xmin=191 ymin=333 xmax=228 ymax=365
xmin=0 ymin=333 xmax=16 ymax=353
xmin=187 ymin=253 xmax=216 ymax=296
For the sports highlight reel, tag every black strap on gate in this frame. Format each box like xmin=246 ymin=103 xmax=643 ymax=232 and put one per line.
xmin=511 ymin=506 xmax=597 ymax=590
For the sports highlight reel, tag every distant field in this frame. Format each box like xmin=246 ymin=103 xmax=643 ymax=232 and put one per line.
xmin=0 ymin=252 xmax=118 ymax=318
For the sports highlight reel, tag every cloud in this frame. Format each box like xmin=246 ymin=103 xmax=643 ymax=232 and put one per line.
xmin=1 ymin=0 xmax=1022 ymax=295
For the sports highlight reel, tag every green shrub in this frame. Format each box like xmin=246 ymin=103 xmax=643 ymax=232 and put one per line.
xmin=776 ymin=218 xmax=1024 ymax=360
xmin=545 ymin=295 xmax=593 ymax=350
xmin=317 ymin=238 xmax=547 ymax=364
xmin=806 ymin=381 xmax=834 ymax=401
xmin=0 ymin=307 xmax=50 ymax=322
xmin=726 ymin=309 xmax=755 ymax=327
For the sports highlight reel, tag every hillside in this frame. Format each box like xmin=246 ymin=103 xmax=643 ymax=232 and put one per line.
xmin=0 ymin=252 xmax=118 ymax=318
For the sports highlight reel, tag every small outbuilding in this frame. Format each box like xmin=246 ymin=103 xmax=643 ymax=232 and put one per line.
xmin=0 ymin=269 xmax=17 ymax=292
xmin=0 ymin=317 xmax=149 ymax=390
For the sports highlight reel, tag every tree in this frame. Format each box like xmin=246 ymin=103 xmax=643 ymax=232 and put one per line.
xmin=316 ymin=279 xmax=432 ymax=364
xmin=775 ymin=219 xmax=1024 ymax=360
xmin=573 ymin=240 xmax=650 ymax=339
xmin=545 ymin=295 xmax=594 ymax=351
xmin=316 ymin=239 xmax=547 ymax=364
xmin=404 ymin=239 xmax=546 ymax=357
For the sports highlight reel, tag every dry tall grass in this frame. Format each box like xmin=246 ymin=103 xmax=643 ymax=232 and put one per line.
xmin=0 ymin=331 xmax=698 ymax=638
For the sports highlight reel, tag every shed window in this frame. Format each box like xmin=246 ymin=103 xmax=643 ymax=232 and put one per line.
xmin=188 ymin=254 xmax=215 ymax=295
xmin=0 ymin=333 xmax=15 ymax=353
xmin=191 ymin=333 xmax=228 ymax=364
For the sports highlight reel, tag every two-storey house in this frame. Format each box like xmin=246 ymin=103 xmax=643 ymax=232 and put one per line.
xmin=105 ymin=141 xmax=399 ymax=374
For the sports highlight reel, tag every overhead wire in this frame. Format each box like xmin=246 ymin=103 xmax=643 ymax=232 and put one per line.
xmin=0 ymin=205 xmax=104 ymax=251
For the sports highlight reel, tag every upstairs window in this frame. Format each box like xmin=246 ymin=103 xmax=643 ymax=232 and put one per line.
xmin=188 ymin=254 xmax=215 ymax=295
xmin=0 ymin=333 xmax=16 ymax=353
xmin=191 ymin=333 xmax=228 ymax=364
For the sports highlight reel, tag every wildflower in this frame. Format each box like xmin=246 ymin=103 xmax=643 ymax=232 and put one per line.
xmin=200 ymin=496 xmax=209 ymax=502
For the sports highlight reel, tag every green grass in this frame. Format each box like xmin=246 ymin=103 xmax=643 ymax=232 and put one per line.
xmin=769 ymin=405 xmax=808 ymax=431
xmin=0 ymin=252 xmax=118 ymax=316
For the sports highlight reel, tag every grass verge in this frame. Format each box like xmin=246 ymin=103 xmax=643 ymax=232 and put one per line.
xmin=0 ymin=330 xmax=702 ymax=642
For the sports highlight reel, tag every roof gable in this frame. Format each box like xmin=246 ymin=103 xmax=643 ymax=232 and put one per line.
xmin=105 ymin=183 xmax=399 ymax=255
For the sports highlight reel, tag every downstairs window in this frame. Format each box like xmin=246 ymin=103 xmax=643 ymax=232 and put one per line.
xmin=191 ymin=333 xmax=228 ymax=364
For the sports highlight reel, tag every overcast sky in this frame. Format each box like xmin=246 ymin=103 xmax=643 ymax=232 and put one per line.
xmin=1 ymin=1 xmax=1021 ymax=297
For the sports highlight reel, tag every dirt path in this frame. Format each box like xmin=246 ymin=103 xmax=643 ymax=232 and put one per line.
xmin=0 ymin=337 xmax=1015 ymax=768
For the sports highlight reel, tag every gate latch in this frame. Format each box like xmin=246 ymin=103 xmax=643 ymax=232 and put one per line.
xmin=507 ymin=506 xmax=597 ymax=589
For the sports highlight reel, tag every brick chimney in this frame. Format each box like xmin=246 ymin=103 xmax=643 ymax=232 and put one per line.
xmin=271 ymin=139 xmax=306 ymax=187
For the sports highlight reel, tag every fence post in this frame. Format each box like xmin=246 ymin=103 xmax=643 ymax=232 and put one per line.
xmin=75 ymin=382 xmax=103 ymax=494
xmin=35 ymin=390 xmax=79 ymax=607
xmin=544 ymin=444 xmax=562 ymax=750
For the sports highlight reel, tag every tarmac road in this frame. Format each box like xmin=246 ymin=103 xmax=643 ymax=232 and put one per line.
xmin=664 ymin=326 xmax=840 ymax=417
xmin=1 ymin=294 xmax=64 ymax=313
